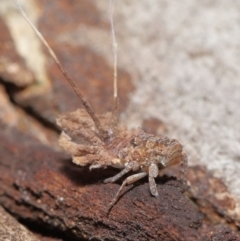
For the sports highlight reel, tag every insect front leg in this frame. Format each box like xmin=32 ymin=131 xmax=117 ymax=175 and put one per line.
xmin=104 ymin=161 xmax=139 ymax=183
xmin=108 ymin=172 xmax=147 ymax=210
xmin=148 ymin=163 xmax=159 ymax=197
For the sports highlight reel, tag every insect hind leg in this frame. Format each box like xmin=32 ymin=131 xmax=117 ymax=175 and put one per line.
xmin=108 ymin=172 xmax=147 ymax=211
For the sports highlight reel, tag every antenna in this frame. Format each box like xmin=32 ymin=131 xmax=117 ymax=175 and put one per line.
xmin=14 ymin=0 xmax=108 ymax=140
xmin=109 ymin=0 xmax=119 ymax=132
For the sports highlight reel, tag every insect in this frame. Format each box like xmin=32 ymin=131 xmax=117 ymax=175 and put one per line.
xmin=15 ymin=0 xmax=188 ymax=210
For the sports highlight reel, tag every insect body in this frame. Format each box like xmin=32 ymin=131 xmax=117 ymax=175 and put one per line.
xmin=57 ymin=109 xmax=187 ymax=208
xmin=15 ymin=0 xmax=188 ymax=210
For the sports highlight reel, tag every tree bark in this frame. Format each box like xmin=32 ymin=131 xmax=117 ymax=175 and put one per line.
xmin=0 ymin=125 xmax=203 ymax=241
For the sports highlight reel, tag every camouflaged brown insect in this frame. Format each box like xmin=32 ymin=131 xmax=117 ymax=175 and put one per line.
xmin=15 ymin=0 xmax=188 ymax=211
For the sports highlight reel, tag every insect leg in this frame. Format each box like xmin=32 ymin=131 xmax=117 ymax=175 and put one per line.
xmin=148 ymin=163 xmax=159 ymax=197
xmin=109 ymin=172 xmax=147 ymax=210
xmin=104 ymin=161 xmax=139 ymax=183
xmin=178 ymin=153 xmax=188 ymax=184
xmin=104 ymin=165 xmax=132 ymax=183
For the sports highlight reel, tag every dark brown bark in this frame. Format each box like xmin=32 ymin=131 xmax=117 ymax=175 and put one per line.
xmin=0 ymin=125 xmax=203 ymax=241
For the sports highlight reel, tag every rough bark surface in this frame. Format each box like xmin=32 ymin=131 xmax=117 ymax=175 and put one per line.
xmin=199 ymin=224 xmax=240 ymax=241
xmin=0 ymin=206 xmax=39 ymax=241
